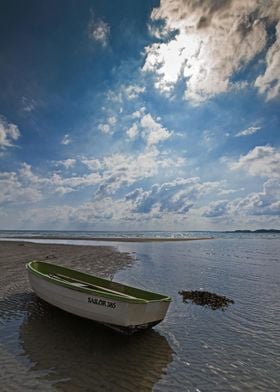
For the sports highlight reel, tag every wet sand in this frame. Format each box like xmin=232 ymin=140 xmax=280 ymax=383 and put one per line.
xmin=0 ymin=240 xmax=134 ymax=306
xmin=0 ymin=240 xmax=133 ymax=279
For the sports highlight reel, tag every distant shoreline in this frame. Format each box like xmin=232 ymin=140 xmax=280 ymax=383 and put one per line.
xmin=1 ymin=236 xmax=213 ymax=243
xmin=231 ymin=229 xmax=280 ymax=233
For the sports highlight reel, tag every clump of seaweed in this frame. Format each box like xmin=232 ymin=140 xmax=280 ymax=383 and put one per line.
xmin=178 ymin=290 xmax=234 ymax=310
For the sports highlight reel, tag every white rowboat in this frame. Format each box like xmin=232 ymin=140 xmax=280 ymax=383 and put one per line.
xmin=26 ymin=261 xmax=171 ymax=333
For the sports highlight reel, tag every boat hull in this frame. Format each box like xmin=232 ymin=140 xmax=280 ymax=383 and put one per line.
xmin=27 ymin=267 xmax=170 ymax=331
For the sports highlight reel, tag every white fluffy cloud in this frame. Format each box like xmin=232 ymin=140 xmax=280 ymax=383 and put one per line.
xmin=92 ymin=147 xmax=182 ymax=197
xmin=140 ymin=113 xmax=172 ymax=146
xmin=126 ymin=177 xmax=223 ymax=214
xmin=143 ymin=0 xmax=280 ymax=103
xmin=0 ymin=171 xmax=42 ymax=204
xmin=203 ymin=179 xmax=280 ymax=218
xmin=126 ymin=111 xmax=173 ymax=146
xmin=0 ymin=144 xmax=185 ymax=207
xmin=56 ymin=159 xmax=76 ymax=169
xmin=0 ymin=116 xmax=20 ymax=148
xmin=230 ymin=145 xmax=280 ymax=178
xmin=81 ymin=158 xmax=101 ymax=171
xmin=126 ymin=123 xmax=139 ymax=139
xmin=234 ymin=179 xmax=280 ymax=216
xmin=0 ymin=162 xmax=101 ymax=205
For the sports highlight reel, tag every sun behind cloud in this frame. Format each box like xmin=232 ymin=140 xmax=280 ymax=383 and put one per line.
xmin=143 ymin=0 xmax=280 ymax=103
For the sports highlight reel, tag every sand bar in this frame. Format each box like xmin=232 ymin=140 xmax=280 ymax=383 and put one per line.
xmin=0 ymin=236 xmax=211 ymax=300
xmin=0 ymin=240 xmax=133 ymax=288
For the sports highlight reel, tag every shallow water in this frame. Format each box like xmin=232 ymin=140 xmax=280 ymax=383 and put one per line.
xmin=0 ymin=237 xmax=280 ymax=391
xmin=116 ymin=238 xmax=280 ymax=391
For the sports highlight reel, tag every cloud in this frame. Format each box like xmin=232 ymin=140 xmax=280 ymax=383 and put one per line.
xmin=131 ymin=107 xmax=146 ymax=118
xmin=124 ymin=85 xmax=146 ymax=100
xmin=106 ymin=85 xmax=145 ymax=107
xmin=143 ymin=0 xmax=280 ymax=103
xmin=13 ymin=205 xmax=75 ymax=229
xmin=125 ymin=111 xmax=173 ymax=145
xmin=0 ymin=116 xmax=20 ymax=149
xmin=230 ymin=145 xmax=280 ymax=178
xmin=81 ymin=158 xmax=101 ymax=171
xmin=97 ymin=115 xmax=118 ymax=135
xmin=88 ymin=13 xmax=110 ymax=47
xmin=126 ymin=177 xmax=222 ymax=214
xmin=22 ymin=96 xmax=37 ymax=112
xmin=0 ymin=171 xmax=42 ymax=204
xmin=201 ymin=129 xmax=221 ymax=152
xmin=15 ymin=198 xmax=133 ymax=229
xmin=202 ymin=200 xmax=230 ymax=218
xmin=19 ymin=163 xmax=47 ymax=185
xmin=5 ymin=176 xmax=279 ymax=229
xmin=235 ymin=126 xmax=262 ymax=137
xmin=105 ymin=89 xmax=123 ymax=104
xmin=56 ymin=159 xmax=76 ymax=169
xmin=0 ymin=162 xmax=101 ymax=205
xmin=49 ymin=172 xmax=101 ymax=191
xmin=0 ymin=144 xmax=185 ymax=207
xmin=98 ymin=123 xmax=111 ymax=134
xmin=93 ymin=147 xmax=181 ymax=197
xmin=99 ymin=107 xmax=173 ymax=145
xmin=234 ymin=179 xmax=280 ymax=216
xmin=255 ymin=21 xmax=280 ymax=100
xmin=61 ymin=134 xmax=72 ymax=145
xmin=140 ymin=113 xmax=172 ymax=146
xmin=107 ymin=116 xmax=117 ymax=126
xmin=203 ymin=179 xmax=280 ymax=219
xmin=53 ymin=186 xmax=75 ymax=195
xmin=68 ymin=200 xmax=116 ymax=224
xmin=126 ymin=123 xmax=139 ymax=139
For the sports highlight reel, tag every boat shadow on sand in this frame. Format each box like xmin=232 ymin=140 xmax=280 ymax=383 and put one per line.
xmin=15 ymin=293 xmax=173 ymax=391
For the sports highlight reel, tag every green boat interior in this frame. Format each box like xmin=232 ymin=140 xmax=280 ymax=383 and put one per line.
xmin=27 ymin=261 xmax=171 ymax=304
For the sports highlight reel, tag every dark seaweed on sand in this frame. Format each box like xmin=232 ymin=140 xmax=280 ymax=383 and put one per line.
xmin=178 ymin=290 xmax=234 ymax=310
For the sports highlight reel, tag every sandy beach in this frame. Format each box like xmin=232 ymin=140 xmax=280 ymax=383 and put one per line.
xmin=0 ymin=240 xmax=133 ymax=297
xmin=0 ymin=237 xmax=210 ymax=297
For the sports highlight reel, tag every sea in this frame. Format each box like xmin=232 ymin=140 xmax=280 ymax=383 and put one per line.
xmin=0 ymin=230 xmax=280 ymax=391
xmin=0 ymin=229 xmax=279 ymax=240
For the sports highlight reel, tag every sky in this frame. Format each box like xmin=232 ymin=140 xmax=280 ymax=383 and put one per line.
xmin=0 ymin=0 xmax=279 ymax=231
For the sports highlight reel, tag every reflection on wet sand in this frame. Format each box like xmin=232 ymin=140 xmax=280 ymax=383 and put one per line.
xmin=20 ymin=294 xmax=173 ymax=392
xmin=0 ymin=292 xmax=33 ymax=323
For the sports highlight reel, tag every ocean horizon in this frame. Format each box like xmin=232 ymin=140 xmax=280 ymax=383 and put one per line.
xmin=0 ymin=229 xmax=279 ymax=241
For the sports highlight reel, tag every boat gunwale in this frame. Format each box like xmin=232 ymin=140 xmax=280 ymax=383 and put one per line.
xmin=26 ymin=261 xmax=171 ymax=305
